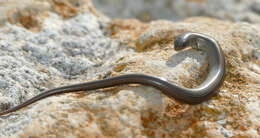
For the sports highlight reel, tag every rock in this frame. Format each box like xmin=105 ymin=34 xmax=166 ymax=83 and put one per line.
xmin=0 ymin=0 xmax=108 ymax=31
xmin=93 ymin=0 xmax=260 ymax=23
xmin=0 ymin=0 xmax=259 ymax=138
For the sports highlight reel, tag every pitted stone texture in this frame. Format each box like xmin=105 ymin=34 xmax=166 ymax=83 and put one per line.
xmin=0 ymin=1 xmax=259 ymax=138
xmin=0 ymin=3 xmax=121 ymax=137
xmin=0 ymin=0 xmax=108 ymax=31
xmin=106 ymin=17 xmax=260 ymax=137
xmin=0 ymin=17 xmax=259 ymax=137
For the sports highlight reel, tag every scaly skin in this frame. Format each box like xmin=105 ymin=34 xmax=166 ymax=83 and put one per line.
xmin=0 ymin=32 xmax=226 ymax=116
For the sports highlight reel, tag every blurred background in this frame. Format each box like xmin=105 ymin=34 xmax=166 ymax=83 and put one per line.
xmin=93 ymin=0 xmax=260 ymax=23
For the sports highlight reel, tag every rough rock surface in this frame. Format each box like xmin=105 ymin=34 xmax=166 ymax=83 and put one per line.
xmin=0 ymin=0 xmax=259 ymax=138
xmin=94 ymin=0 xmax=260 ymax=23
xmin=0 ymin=0 xmax=108 ymax=31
